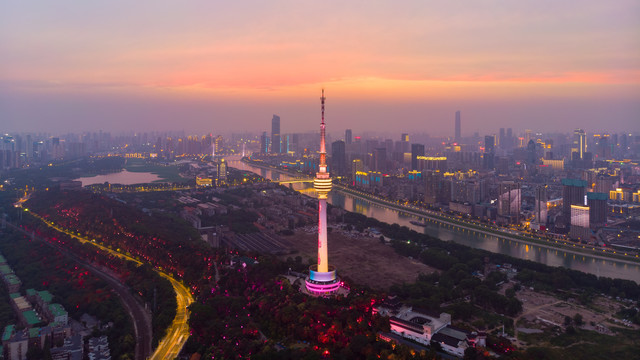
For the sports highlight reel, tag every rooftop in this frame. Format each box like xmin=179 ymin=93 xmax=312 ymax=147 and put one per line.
xmin=49 ymin=303 xmax=67 ymax=317
xmin=5 ymin=274 xmax=21 ymax=285
xmin=38 ymin=290 xmax=53 ymax=304
xmin=0 ymin=265 xmax=13 ymax=275
xmin=2 ymin=325 xmax=15 ymax=341
xmin=23 ymin=310 xmax=41 ymax=326
xmin=562 ymin=178 xmax=587 ymax=187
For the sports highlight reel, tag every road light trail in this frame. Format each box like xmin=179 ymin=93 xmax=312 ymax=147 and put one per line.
xmin=26 ymin=211 xmax=194 ymax=360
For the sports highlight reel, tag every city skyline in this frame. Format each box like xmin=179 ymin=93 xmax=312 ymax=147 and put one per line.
xmin=1 ymin=1 xmax=639 ymax=134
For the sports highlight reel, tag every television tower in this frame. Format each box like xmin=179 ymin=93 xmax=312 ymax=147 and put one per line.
xmin=305 ymin=89 xmax=340 ymax=295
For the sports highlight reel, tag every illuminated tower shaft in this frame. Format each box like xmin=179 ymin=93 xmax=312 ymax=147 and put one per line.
xmin=314 ymin=89 xmax=332 ymax=273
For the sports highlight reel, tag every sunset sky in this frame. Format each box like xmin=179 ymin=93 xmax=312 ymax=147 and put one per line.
xmin=1 ymin=1 xmax=639 ymax=136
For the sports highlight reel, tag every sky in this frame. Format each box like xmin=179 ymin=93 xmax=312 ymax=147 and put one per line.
xmin=1 ymin=1 xmax=639 ymax=137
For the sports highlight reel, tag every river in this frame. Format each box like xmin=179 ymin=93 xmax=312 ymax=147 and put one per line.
xmin=228 ymin=158 xmax=640 ymax=283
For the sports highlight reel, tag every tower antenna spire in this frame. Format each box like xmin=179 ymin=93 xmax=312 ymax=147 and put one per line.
xmin=319 ymin=89 xmax=326 ymax=164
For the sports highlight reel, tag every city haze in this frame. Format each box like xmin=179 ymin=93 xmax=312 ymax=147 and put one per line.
xmin=1 ymin=1 xmax=639 ymax=134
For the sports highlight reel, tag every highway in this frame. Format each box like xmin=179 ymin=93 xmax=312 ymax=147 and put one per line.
xmin=24 ymin=211 xmax=194 ymax=360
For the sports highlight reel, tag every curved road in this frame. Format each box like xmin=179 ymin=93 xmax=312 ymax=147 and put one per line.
xmin=4 ymin=220 xmax=153 ymax=358
xmin=25 ymin=212 xmax=194 ymax=360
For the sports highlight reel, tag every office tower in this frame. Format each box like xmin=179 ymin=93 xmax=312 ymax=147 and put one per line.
xmin=593 ymin=134 xmax=611 ymax=159
xmin=499 ymin=128 xmax=505 ymax=148
xmin=331 ymin=140 xmax=346 ymax=176
xmin=373 ymin=148 xmax=387 ymax=172
xmin=384 ymin=139 xmax=394 ymax=154
xmin=26 ymin=135 xmax=33 ymax=160
xmin=587 ymin=192 xmax=607 ymax=226
xmin=217 ymin=159 xmax=227 ymax=185
xmin=260 ymin=132 xmax=269 ymax=154
xmin=345 ymin=129 xmax=352 ymax=145
xmin=534 ymin=185 xmax=548 ymax=225
xmin=424 ymin=170 xmax=442 ymax=205
xmin=484 ymin=135 xmax=495 ymax=153
xmin=399 ymin=135 xmax=410 ymax=153
xmin=483 ymin=135 xmax=495 ymax=169
xmin=351 ymin=159 xmax=364 ymax=182
xmin=410 ymin=143 xmax=425 ymax=170
xmin=498 ymin=181 xmax=521 ymax=222
xmin=306 ymin=90 xmax=340 ymax=295
xmin=572 ymin=129 xmax=587 ymax=159
xmin=562 ymin=179 xmax=587 ymax=220
xmin=455 ymin=111 xmax=461 ymax=141
xmin=524 ymin=129 xmax=533 ymax=147
xmin=570 ymin=205 xmax=591 ymax=240
xmin=271 ymin=115 xmax=281 ymax=153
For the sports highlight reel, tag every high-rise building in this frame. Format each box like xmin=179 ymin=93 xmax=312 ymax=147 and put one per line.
xmin=373 ymin=148 xmax=387 ymax=172
xmin=410 ymin=143 xmax=425 ymax=170
xmin=345 ymin=129 xmax=352 ymax=145
xmin=562 ymin=178 xmax=587 ymax=220
xmin=306 ymin=90 xmax=340 ymax=296
xmin=399 ymin=135 xmax=410 ymax=154
xmin=587 ymin=192 xmax=607 ymax=226
xmin=454 ymin=111 xmax=461 ymax=141
xmin=572 ymin=129 xmax=587 ymax=159
xmin=271 ymin=115 xmax=281 ymax=153
xmin=331 ymin=140 xmax=346 ymax=176
xmin=484 ymin=135 xmax=495 ymax=153
xmin=534 ymin=185 xmax=548 ymax=226
xmin=593 ymin=134 xmax=611 ymax=159
xmin=483 ymin=135 xmax=495 ymax=169
xmin=216 ymin=159 xmax=227 ymax=185
xmin=569 ymin=205 xmax=591 ymax=240
xmin=424 ymin=170 xmax=443 ymax=205
xmin=260 ymin=132 xmax=269 ymax=154
xmin=498 ymin=181 xmax=521 ymax=223
xmin=351 ymin=159 xmax=364 ymax=182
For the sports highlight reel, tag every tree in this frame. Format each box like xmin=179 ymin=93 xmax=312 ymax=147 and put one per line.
xmin=573 ymin=313 xmax=583 ymax=326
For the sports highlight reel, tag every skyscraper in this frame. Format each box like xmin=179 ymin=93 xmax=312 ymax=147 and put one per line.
xmin=373 ymin=148 xmax=387 ymax=172
xmin=345 ymin=129 xmax=352 ymax=145
xmin=331 ymin=140 xmax=346 ymax=176
xmin=483 ymin=135 xmax=495 ymax=169
xmin=260 ymin=132 xmax=269 ymax=154
xmin=410 ymin=143 xmax=425 ymax=171
xmin=498 ymin=181 xmax=521 ymax=223
xmin=454 ymin=111 xmax=461 ymax=141
xmin=587 ymin=192 xmax=607 ymax=226
xmin=271 ymin=115 xmax=281 ymax=154
xmin=562 ymin=178 xmax=587 ymax=220
xmin=306 ymin=90 xmax=340 ymax=296
xmin=572 ymin=129 xmax=587 ymax=159
xmin=534 ymin=185 xmax=548 ymax=226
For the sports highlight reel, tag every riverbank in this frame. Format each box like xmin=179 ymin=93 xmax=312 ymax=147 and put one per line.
xmin=240 ymin=157 xmax=640 ymax=266
xmin=335 ymin=184 xmax=640 ymax=266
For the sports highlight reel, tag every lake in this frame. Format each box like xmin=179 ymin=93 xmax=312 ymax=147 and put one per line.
xmin=74 ymin=170 xmax=162 ymax=186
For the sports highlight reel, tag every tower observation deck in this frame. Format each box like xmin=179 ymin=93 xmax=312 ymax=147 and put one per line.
xmin=305 ymin=90 xmax=340 ymax=295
